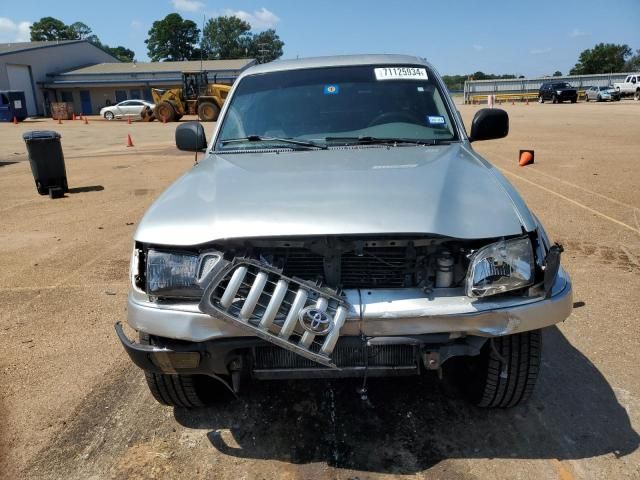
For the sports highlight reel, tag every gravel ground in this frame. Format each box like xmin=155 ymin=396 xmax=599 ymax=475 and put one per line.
xmin=1 ymin=102 xmax=639 ymax=479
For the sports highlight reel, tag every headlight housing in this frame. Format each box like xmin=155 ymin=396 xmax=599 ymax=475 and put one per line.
xmin=466 ymin=237 xmax=534 ymax=298
xmin=145 ymin=249 xmax=221 ymax=299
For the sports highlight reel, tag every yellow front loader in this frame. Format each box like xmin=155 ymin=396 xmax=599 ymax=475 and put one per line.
xmin=140 ymin=71 xmax=231 ymax=123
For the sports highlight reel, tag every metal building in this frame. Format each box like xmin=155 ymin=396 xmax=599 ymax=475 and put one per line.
xmin=0 ymin=40 xmax=119 ymax=116
xmin=43 ymin=59 xmax=257 ymax=115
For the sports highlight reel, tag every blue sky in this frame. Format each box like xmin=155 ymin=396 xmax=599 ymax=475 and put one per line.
xmin=1 ymin=0 xmax=639 ymax=76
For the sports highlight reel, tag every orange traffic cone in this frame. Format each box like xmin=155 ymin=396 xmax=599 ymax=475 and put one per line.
xmin=72 ymin=113 xmax=76 ymax=121
xmin=526 ymin=98 xmax=529 ymax=106
xmin=84 ymin=115 xmax=89 ymax=125
xmin=127 ymin=116 xmax=132 ymax=125
xmin=13 ymin=116 xmax=18 ymax=124
xmin=126 ymin=134 xmax=134 ymax=147
xmin=519 ymin=150 xmax=534 ymax=167
xmin=58 ymin=117 xmax=62 ymax=125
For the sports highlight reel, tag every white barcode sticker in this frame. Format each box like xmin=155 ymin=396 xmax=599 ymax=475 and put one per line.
xmin=374 ymin=67 xmax=428 ymax=81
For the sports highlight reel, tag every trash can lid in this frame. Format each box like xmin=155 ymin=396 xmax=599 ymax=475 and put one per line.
xmin=22 ymin=130 xmax=61 ymax=141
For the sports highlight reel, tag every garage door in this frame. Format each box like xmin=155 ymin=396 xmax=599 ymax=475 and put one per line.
xmin=7 ymin=64 xmax=37 ymax=116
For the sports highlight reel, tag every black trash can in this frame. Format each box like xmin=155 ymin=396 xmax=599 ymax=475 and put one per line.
xmin=23 ymin=130 xmax=68 ymax=198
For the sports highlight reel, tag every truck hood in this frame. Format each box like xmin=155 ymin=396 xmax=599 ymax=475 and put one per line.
xmin=135 ymin=143 xmax=535 ymax=246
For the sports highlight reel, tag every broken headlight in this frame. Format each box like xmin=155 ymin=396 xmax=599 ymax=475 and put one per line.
xmin=465 ymin=237 xmax=534 ymax=298
xmin=146 ymin=249 xmax=221 ymax=299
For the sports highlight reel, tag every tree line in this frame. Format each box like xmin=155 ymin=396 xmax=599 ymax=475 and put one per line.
xmin=29 ymin=14 xmax=284 ymax=64
xmin=30 ymin=17 xmax=135 ymax=62
xmin=444 ymin=43 xmax=639 ymax=89
xmin=29 ymin=17 xmax=639 ymax=76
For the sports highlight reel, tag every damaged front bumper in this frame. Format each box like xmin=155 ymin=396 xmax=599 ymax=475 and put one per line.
xmin=125 ymin=262 xmax=572 ymax=371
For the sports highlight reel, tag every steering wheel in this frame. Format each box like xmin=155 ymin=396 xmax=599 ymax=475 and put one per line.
xmin=367 ymin=111 xmax=422 ymax=127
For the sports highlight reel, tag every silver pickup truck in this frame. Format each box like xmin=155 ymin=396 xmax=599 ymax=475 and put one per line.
xmin=116 ymin=55 xmax=572 ymax=409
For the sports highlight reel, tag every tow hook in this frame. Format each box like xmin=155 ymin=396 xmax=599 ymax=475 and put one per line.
xmin=422 ymin=351 xmax=440 ymax=370
xmin=228 ymin=357 xmax=244 ymax=393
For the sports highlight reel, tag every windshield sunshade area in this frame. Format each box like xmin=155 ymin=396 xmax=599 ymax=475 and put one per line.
xmin=215 ymin=65 xmax=458 ymax=151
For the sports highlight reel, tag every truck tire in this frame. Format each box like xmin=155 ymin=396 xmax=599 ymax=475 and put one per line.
xmin=448 ymin=329 xmax=542 ymax=408
xmin=198 ymin=102 xmax=220 ymax=122
xmin=155 ymin=102 xmax=176 ymax=123
xmin=635 ymin=89 xmax=640 ymax=101
xmin=139 ymin=332 xmax=223 ymax=408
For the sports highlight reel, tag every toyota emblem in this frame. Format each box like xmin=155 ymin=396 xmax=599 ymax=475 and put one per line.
xmin=298 ymin=306 xmax=333 ymax=335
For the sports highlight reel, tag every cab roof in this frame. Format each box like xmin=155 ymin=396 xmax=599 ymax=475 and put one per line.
xmin=240 ymin=54 xmax=431 ymax=77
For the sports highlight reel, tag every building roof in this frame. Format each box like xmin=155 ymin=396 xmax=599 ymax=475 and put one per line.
xmin=0 ymin=40 xmax=86 ymax=56
xmin=59 ymin=59 xmax=255 ymax=75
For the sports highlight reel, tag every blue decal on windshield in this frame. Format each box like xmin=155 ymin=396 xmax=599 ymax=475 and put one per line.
xmin=323 ymin=85 xmax=340 ymax=95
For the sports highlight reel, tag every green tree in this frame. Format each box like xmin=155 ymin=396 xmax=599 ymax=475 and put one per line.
xmin=103 ymin=46 xmax=135 ymax=62
xmin=69 ymin=21 xmax=92 ymax=39
xmin=30 ymin=17 xmax=75 ymax=41
xmin=570 ymin=43 xmax=632 ymax=74
xmin=146 ymin=13 xmax=200 ymax=61
xmin=625 ymin=49 xmax=640 ymax=71
xmin=553 ymin=70 xmax=562 ymax=76
xmin=249 ymin=29 xmax=284 ymax=63
xmin=202 ymin=16 xmax=253 ymax=59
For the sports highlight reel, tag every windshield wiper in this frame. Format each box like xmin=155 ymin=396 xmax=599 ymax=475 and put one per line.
xmin=325 ymin=136 xmax=452 ymax=146
xmin=220 ymin=135 xmax=327 ymax=150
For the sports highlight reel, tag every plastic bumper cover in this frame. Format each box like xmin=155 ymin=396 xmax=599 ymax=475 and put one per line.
xmin=127 ymin=268 xmax=572 ymax=343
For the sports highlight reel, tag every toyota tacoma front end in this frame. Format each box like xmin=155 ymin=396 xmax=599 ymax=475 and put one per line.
xmin=116 ymin=55 xmax=572 ymax=409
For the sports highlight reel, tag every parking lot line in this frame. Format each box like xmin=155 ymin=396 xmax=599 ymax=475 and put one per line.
xmin=501 ymin=164 xmax=639 ymax=212
xmin=501 ymin=169 xmax=640 ymax=235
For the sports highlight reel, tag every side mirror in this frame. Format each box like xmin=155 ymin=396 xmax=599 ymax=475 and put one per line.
xmin=175 ymin=121 xmax=207 ymax=151
xmin=469 ymin=108 xmax=509 ymax=142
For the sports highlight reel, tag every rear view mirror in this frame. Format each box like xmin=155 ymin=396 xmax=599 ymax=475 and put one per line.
xmin=175 ymin=122 xmax=207 ymax=151
xmin=469 ymin=108 xmax=509 ymax=142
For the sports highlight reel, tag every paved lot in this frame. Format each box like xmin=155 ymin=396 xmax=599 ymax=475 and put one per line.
xmin=1 ymin=102 xmax=639 ymax=479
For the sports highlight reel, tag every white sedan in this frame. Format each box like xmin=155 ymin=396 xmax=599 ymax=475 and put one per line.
xmin=100 ymin=100 xmax=155 ymax=121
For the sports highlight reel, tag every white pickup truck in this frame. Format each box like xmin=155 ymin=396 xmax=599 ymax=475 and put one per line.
xmin=614 ymin=74 xmax=640 ymax=100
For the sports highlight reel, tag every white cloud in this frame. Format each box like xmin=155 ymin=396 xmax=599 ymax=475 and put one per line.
xmin=472 ymin=44 xmax=484 ymax=51
xmin=530 ymin=47 xmax=552 ymax=55
xmin=130 ymin=20 xmax=142 ymax=29
xmin=569 ymin=28 xmax=587 ymax=38
xmin=222 ymin=7 xmax=280 ymax=30
xmin=172 ymin=0 xmax=205 ymax=12
xmin=0 ymin=17 xmax=32 ymax=43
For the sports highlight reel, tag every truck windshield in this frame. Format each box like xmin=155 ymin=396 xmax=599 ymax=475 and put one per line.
xmin=215 ymin=65 xmax=458 ymax=151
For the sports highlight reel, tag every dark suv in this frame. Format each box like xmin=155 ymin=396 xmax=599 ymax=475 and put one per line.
xmin=538 ymin=82 xmax=578 ymax=103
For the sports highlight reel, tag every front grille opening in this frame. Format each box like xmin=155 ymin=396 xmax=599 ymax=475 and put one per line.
xmin=253 ymin=342 xmax=418 ymax=370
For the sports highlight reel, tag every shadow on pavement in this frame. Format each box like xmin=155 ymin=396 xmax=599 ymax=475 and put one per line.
xmin=68 ymin=185 xmax=104 ymax=194
xmin=0 ymin=161 xmax=19 ymax=167
xmin=174 ymin=326 xmax=639 ymax=474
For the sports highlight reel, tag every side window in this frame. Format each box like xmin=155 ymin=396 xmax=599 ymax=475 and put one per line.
xmin=626 ymin=76 xmax=631 ymax=83
xmin=119 ymin=101 xmax=130 ymax=106
xmin=632 ymin=76 xmax=637 ymax=84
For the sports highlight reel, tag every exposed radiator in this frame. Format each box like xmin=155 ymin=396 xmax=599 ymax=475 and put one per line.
xmin=254 ymin=341 xmax=418 ymax=369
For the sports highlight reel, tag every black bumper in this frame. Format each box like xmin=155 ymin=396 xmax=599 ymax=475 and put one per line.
xmin=116 ymin=322 xmax=486 ymax=379
xmin=116 ymin=321 xmax=257 ymax=376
